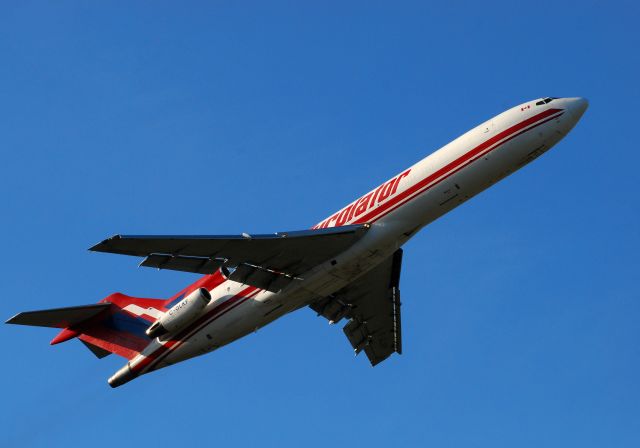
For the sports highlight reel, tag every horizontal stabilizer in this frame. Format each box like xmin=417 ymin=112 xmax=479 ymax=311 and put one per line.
xmin=6 ymin=303 xmax=111 ymax=328
xmin=80 ymin=339 xmax=112 ymax=359
xmin=6 ymin=291 xmax=176 ymax=360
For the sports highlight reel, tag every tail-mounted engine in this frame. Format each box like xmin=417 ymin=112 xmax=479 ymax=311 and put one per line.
xmin=146 ymin=288 xmax=211 ymax=338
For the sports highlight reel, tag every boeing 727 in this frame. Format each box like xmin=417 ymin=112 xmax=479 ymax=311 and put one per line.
xmin=7 ymin=97 xmax=588 ymax=387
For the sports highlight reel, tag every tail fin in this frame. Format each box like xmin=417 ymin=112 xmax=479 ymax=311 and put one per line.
xmin=7 ymin=293 xmax=168 ymax=360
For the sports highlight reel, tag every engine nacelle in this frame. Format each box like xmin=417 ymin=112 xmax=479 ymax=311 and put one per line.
xmin=146 ymin=288 xmax=211 ymax=338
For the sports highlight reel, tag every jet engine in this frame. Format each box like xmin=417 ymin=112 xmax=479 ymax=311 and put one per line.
xmin=146 ymin=288 xmax=211 ymax=338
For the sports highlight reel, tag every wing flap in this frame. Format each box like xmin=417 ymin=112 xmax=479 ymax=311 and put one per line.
xmin=140 ymin=254 xmax=225 ymax=274
xmin=227 ymin=263 xmax=295 ymax=293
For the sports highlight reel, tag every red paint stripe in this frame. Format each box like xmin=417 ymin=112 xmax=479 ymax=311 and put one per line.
xmin=366 ymin=112 xmax=563 ymax=224
xmin=354 ymin=108 xmax=564 ymax=225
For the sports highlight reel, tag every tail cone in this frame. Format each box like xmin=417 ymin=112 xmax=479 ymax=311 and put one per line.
xmin=108 ymin=363 xmax=136 ymax=388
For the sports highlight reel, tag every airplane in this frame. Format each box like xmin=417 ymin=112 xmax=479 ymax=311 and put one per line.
xmin=6 ymin=97 xmax=588 ymax=387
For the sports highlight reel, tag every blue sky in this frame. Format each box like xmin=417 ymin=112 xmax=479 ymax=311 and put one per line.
xmin=1 ymin=1 xmax=638 ymax=447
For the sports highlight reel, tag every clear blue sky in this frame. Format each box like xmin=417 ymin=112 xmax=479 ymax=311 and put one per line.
xmin=1 ymin=2 xmax=638 ymax=447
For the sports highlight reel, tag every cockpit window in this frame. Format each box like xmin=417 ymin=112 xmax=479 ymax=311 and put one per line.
xmin=536 ymin=97 xmax=558 ymax=106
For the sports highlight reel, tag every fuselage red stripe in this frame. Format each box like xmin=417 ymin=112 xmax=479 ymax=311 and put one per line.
xmin=133 ymin=286 xmax=260 ymax=374
xmin=144 ymin=291 xmax=258 ymax=372
xmin=354 ymin=108 xmax=563 ymax=225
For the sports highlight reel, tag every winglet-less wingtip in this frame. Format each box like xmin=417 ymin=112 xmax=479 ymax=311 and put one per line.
xmin=89 ymin=235 xmax=121 ymax=252
xmin=5 ymin=314 xmax=20 ymax=325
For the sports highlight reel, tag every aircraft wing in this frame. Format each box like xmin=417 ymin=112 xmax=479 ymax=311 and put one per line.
xmin=310 ymin=249 xmax=402 ymax=366
xmin=90 ymin=224 xmax=370 ymax=293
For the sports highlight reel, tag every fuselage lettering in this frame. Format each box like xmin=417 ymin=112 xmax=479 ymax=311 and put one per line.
xmin=313 ymin=168 xmax=411 ymax=229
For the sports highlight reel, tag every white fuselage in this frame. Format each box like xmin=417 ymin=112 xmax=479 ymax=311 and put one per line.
xmin=124 ymin=97 xmax=588 ymax=378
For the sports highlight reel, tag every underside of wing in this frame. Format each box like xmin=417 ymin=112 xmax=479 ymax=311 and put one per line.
xmin=310 ymin=249 xmax=403 ymax=366
xmin=90 ymin=225 xmax=370 ymax=292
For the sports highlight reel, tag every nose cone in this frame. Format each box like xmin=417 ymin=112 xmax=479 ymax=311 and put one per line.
xmin=566 ymin=97 xmax=589 ymax=121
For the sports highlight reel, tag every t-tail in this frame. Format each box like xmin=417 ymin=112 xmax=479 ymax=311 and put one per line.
xmin=6 ymin=290 xmax=198 ymax=388
xmin=7 ymin=272 xmax=224 ymax=387
xmin=6 ymin=292 xmax=166 ymax=362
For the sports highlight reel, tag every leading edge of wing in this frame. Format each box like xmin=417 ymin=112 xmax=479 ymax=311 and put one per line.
xmin=89 ymin=224 xmax=370 ymax=256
